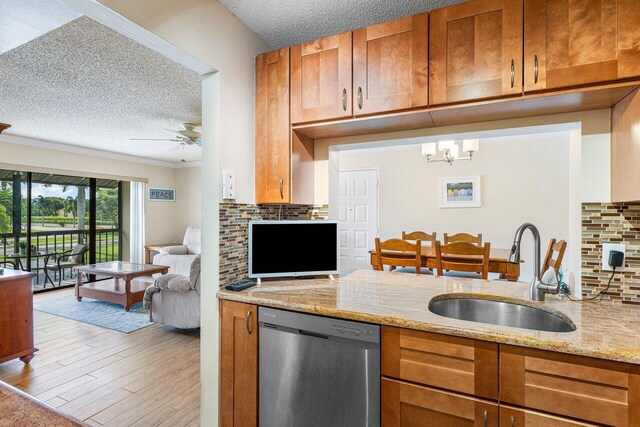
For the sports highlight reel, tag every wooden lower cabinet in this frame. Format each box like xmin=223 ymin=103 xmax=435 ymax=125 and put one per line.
xmin=220 ymin=300 xmax=258 ymax=427
xmin=382 ymin=378 xmax=499 ymax=426
xmin=500 ymin=344 xmax=640 ymax=427
xmin=500 ymin=405 xmax=597 ymax=426
xmin=382 ymin=326 xmax=499 ymax=400
xmin=0 ymin=270 xmax=38 ymax=364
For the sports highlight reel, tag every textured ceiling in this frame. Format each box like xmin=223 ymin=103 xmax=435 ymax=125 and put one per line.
xmin=219 ymin=0 xmax=466 ymax=48
xmin=0 ymin=16 xmax=202 ymax=164
xmin=0 ymin=0 xmax=81 ymax=54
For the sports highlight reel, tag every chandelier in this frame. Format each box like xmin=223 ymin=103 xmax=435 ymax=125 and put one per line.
xmin=422 ymin=139 xmax=479 ymax=165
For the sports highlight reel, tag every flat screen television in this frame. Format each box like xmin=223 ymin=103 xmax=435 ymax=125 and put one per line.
xmin=249 ymin=220 xmax=339 ymax=279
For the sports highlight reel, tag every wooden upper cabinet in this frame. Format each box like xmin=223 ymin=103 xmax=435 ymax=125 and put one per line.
xmin=255 ymin=48 xmax=290 ymax=204
xmin=291 ymin=32 xmax=352 ymax=124
xmin=524 ymin=0 xmax=640 ymax=92
xmin=429 ymin=0 xmax=523 ymax=106
xmin=353 ymin=13 xmax=428 ymax=116
xmin=220 ymin=300 xmax=258 ymax=427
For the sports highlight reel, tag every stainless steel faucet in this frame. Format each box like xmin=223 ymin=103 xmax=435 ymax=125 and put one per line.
xmin=508 ymin=223 xmax=559 ymax=301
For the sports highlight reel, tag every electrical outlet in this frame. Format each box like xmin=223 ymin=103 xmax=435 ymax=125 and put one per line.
xmin=222 ymin=170 xmax=236 ymax=200
xmin=602 ymin=243 xmax=625 ymax=272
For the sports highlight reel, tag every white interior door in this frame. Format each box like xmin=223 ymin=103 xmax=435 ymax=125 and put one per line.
xmin=339 ymin=169 xmax=378 ymax=275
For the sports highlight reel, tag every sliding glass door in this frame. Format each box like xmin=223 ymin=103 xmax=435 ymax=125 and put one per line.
xmin=0 ymin=169 xmax=122 ymax=292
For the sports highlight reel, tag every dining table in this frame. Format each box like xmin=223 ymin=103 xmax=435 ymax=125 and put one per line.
xmin=369 ymin=245 xmax=520 ymax=281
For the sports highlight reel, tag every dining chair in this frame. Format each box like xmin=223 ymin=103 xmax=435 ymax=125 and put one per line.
xmin=397 ymin=231 xmax=436 ymax=274
xmin=540 ymin=239 xmax=567 ymax=276
xmin=443 ymin=232 xmax=482 ymax=246
xmin=374 ymin=238 xmax=423 ymax=275
xmin=402 ymin=231 xmax=437 ymax=243
xmin=435 ymin=240 xmax=491 ymax=280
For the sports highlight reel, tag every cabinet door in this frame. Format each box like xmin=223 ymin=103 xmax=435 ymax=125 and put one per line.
xmin=255 ymin=48 xmax=290 ymax=204
xmin=429 ymin=0 xmax=523 ymax=105
xmin=291 ymin=32 xmax=352 ymax=123
xmin=524 ymin=0 xmax=640 ymax=92
xmin=382 ymin=326 xmax=499 ymax=400
xmin=500 ymin=405 xmax=598 ymax=426
xmin=500 ymin=345 xmax=640 ymax=427
xmin=220 ymin=300 xmax=258 ymax=427
xmin=353 ymin=13 xmax=428 ymax=116
xmin=382 ymin=378 xmax=499 ymax=426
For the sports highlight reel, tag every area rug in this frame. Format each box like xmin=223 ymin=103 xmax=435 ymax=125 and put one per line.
xmin=34 ymin=297 xmax=153 ymax=333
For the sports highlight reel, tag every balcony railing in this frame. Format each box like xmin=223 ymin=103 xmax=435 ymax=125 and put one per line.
xmin=0 ymin=228 xmax=121 ymax=291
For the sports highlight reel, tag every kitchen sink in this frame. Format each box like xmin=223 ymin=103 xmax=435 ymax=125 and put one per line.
xmin=428 ymin=296 xmax=576 ymax=333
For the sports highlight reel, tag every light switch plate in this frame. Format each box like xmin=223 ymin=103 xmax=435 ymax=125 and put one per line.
xmin=601 ymin=242 xmax=625 ymax=272
xmin=222 ymin=170 xmax=236 ymax=200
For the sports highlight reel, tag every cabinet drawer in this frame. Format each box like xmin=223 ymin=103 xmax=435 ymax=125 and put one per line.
xmin=500 ymin=345 xmax=640 ymax=427
xmin=382 ymin=378 xmax=499 ymax=426
xmin=500 ymin=405 xmax=597 ymax=426
xmin=382 ymin=326 xmax=499 ymax=400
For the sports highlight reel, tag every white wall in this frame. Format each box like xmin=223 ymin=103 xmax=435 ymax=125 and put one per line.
xmin=90 ymin=2 xmax=270 ymax=423
xmin=315 ymin=109 xmax=613 ymax=206
xmin=175 ymin=166 xmax=202 ymax=231
xmin=340 ymin=133 xmax=571 ymax=282
xmin=0 ymin=139 xmax=189 ymax=244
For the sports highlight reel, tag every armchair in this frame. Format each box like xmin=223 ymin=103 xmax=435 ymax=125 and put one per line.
xmin=144 ymin=255 xmax=200 ymax=329
xmin=45 ymin=244 xmax=89 ymax=287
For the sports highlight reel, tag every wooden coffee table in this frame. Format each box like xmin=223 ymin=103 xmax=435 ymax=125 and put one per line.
xmin=74 ymin=262 xmax=169 ymax=311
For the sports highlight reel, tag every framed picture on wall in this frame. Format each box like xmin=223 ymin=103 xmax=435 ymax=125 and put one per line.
xmin=440 ymin=176 xmax=481 ymax=208
xmin=148 ymin=187 xmax=176 ymax=202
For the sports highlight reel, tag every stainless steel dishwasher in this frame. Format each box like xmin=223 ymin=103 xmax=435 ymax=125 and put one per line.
xmin=259 ymin=307 xmax=380 ymax=427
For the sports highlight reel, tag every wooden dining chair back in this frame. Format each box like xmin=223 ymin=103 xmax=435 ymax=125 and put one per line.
xmin=443 ymin=232 xmax=483 ymax=246
xmin=402 ymin=231 xmax=436 ymax=243
xmin=374 ymin=238 xmax=422 ymax=274
xmin=540 ymin=239 xmax=567 ymax=276
xmin=435 ymin=241 xmax=491 ymax=279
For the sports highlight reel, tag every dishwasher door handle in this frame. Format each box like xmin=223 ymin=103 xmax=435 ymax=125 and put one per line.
xmin=299 ymin=329 xmax=329 ymax=340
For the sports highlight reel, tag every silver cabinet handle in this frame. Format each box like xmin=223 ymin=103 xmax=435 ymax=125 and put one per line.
xmin=510 ymin=59 xmax=515 ymax=88
xmin=534 ymin=54 xmax=539 ymax=84
xmin=279 ymin=178 xmax=284 ymax=199
xmin=245 ymin=310 xmax=252 ymax=334
xmin=511 ymin=415 xmax=515 ymax=427
xmin=357 ymin=86 xmax=363 ymax=110
xmin=483 ymin=410 xmax=488 ymax=427
xmin=342 ymin=88 xmax=347 ymax=111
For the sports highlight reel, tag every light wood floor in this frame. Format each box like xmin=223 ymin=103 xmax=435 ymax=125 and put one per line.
xmin=0 ymin=288 xmax=201 ymax=426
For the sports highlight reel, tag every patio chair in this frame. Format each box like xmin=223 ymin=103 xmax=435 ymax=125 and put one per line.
xmin=45 ymin=244 xmax=89 ymax=287
xmin=0 ymin=260 xmax=16 ymax=270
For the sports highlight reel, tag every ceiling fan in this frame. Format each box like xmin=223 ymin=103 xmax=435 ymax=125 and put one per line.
xmin=129 ymin=123 xmax=202 ymax=150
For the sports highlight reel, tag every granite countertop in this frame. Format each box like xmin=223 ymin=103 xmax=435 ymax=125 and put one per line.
xmin=217 ymin=270 xmax=640 ymax=365
xmin=0 ymin=381 xmax=84 ymax=426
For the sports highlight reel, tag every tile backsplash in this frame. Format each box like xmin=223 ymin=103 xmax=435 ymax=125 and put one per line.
xmin=582 ymin=202 xmax=640 ymax=304
xmin=219 ymin=203 xmax=329 ymax=287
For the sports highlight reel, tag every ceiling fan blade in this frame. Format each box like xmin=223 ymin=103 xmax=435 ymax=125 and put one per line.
xmin=129 ymin=138 xmax=177 ymax=141
xmin=163 ymin=128 xmax=181 ymax=134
